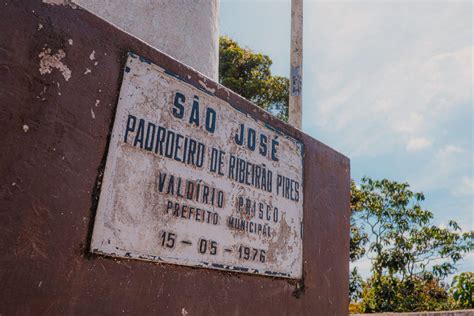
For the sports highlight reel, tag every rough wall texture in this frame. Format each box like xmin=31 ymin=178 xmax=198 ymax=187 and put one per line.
xmin=0 ymin=1 xmax=350 ymax=315
xmin=74 ymin=0 xmax=219 ymax=80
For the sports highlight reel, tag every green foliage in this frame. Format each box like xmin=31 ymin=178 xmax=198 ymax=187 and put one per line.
xmin=219 ymin=36 xmax=289 ymax=121
xmin=360 ymin=275 xmax=450 ymax=312
xmin=350 ymin=177 xmax=473 ymax=312
xmin=349 ymin=267 xmax=364 ymax=302
xmin=349 ymin=302 xmax=364 ymax=314
xmin=450 ymin=272 xmax=474 ymax=308
xmin=351 ymin=177 xmax=472 ymax=281
xmin=350 ymin=181 xmax=368 ymax=262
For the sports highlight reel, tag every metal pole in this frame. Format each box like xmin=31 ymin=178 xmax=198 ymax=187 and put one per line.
xmin=289 ymin=0 xmax=303 ymax=129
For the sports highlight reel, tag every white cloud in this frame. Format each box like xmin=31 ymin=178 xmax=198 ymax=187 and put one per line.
xmin=441 ymin=145 xmax=465 ymax=155
xmin=406 ymin=137 xmax=432 ymax=151
xmin=408 ymin=144 xmax=471 ymax=194
xmin=452 ymin=176 xmax=474 ymax=197
xmin=301 ymin=2 xmax=473 ymax=241
xmin=304 ymin=2 xmax=472 ymax=157
xmin=396 ymin=112 xmax=424 ymax=134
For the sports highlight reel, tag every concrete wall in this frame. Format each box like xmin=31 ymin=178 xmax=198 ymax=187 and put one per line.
xmin=74 ymin=0 xmax=219 ymax=80
xmin=0 ymin=1 xmax=350 ymax=314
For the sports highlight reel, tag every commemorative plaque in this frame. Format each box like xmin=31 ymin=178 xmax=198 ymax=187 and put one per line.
xmin=91 ymin=53 xmax=304 ymax=278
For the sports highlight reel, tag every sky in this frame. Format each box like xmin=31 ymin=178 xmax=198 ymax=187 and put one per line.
xmin=220 ymin=0 xmax=473 ymax=279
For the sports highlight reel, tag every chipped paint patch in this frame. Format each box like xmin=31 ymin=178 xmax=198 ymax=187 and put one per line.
xmin=22 ymin=125 xmax=29 ymax=133
xmin=95 ymin=100 xmax=100 ymax=107
xmin=68 ymin=39 xmax=73 ymax=45
xmin=42 ymin=0 xmax=76 ymax=7
xmin=89 ymin=50 xmax=95 ymax=60
xmin=37 ymin=23 xmax=43 ymax=31
xmin=90 ymin=108 xmax=95 ymax=119
xmin=198 ymin=79 xmax=216 ymax=94
xmin=42 ymin=0 xmax=66 ymax=5
xmin=38 ymin=48 xmax=72 ymax=81
xmin=84 ymin=68 xmax=91 ymax=75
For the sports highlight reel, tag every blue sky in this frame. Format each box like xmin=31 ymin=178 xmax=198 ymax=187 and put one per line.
xmin=220 ymin=0 xmax=473 ymax=279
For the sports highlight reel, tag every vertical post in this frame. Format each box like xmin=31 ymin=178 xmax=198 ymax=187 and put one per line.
xmin=74 ymin=0 xmax=219 ymax=80
xmin=289 ymin=0 xmax=303 ymax=129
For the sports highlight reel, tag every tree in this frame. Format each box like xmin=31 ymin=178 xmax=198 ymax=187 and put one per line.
xmin=219 ymin=36 xmax=289 ymax=121
xmin=351 ymin=177 xmax=473 ymax=312
xmin=349 ymin=267 xmax=364 ymax=302
xmin=450 ymin=272 xmax=474 ymax=309
xmin=361 ymin=274 xmax=451 ymax=312
xmin=349 ymin=181 xmax=369 ymax=302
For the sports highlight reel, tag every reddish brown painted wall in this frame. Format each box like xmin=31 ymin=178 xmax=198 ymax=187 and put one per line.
xmin=0 ymin=1 xmax=350 ymax=315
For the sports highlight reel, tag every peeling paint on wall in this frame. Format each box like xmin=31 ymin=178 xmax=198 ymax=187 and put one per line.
xmin=38 ymin=48 xmax=72 ymax=81
xmin=42 ymin=0 xmax=76 ymax=8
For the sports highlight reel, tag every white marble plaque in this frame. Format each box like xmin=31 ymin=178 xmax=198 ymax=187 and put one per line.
xmin=91 ymin=53 xmax=304 ymax=278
